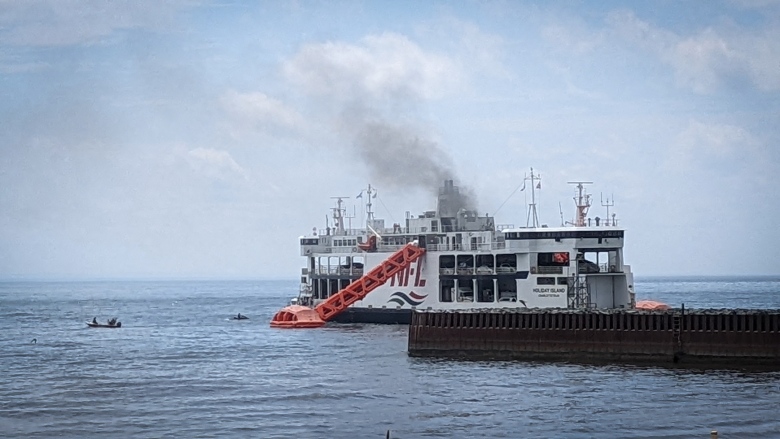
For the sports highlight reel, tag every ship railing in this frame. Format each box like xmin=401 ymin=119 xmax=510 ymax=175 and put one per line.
xmin=316 ymin=225 xmax=508 ymax=237
xmin=310 ymin=267 xmax=365 ymax=275
xmin=311 ymin=267 xmax=340 ymax=275
xmin=424 ymin=242 xmax=506 ymax=252
xmin=597 ymin=263 xmax=622 ymax=273
xmin=325 ymin=247 xmax=359 ymax=254
xmin=376 ymin=244 xmax=406 ymax=253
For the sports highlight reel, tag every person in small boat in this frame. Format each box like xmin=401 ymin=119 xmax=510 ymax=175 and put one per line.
xmin=237 ymin=313 xmax=243 ymax=319
xmin=92 ymin=317 xmax=97 ymax=324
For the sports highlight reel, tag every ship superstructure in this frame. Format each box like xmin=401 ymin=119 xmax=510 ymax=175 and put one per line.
xmin=294 ymin=174 xmax=634 ymax=324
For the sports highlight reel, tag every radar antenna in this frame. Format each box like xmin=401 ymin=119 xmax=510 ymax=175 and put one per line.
xmin=567 ymin=181 xmax=593 ymax=227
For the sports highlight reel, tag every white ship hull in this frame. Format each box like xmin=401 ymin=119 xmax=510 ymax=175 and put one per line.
xmin=296 ymin=179 xmax=635 ymax=324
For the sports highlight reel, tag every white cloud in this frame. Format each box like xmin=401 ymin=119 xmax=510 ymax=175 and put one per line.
xmin=421 ymin=17 xmax=509 ymax=79
xmin=220 ymin=90 xmax=304 ymax=137
xmin=282 ymin=32 xmax=462 ymax=102
xmin=542 ymin=22 xmax=603 ymax=55
xmin=607 ymin=9 xmax=780 ymax=93
xmin=667 ymin=119 xmax=761 ymax=171
xmin=186 ymin=147 xmax=248 ymax=181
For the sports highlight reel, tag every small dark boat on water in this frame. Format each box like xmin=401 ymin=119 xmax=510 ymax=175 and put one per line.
xmin=232 ymin=313 xmax=249 ymax=320
xmin=86 ymin=321 xmax=122 ymax=328
xmin=87 ymin=318 xmax=121 ymax=328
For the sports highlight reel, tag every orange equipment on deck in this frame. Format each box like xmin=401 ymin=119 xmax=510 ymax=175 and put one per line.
xmin=270 ymin=242 xmax=426 ymax=328
xmin=635 ymin=300 xmax=671 ymax=310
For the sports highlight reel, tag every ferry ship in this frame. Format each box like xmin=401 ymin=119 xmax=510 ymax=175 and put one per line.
xmin=290 ymin=171 xmax=635 ymax=325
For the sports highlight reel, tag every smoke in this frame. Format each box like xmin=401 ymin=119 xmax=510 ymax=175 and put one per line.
xmin=350 ymin=118 xmax=449 ymax=187
xmin=347 ymin=116 xmax=475 ymax=213
xmin=283 ymin=33 xmax=476 ymax=210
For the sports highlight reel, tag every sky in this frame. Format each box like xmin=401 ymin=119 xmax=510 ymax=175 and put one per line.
xmin=1 ymin=0 xmax=778 ymax=280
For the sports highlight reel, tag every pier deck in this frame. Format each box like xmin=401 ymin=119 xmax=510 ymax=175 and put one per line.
xmin=408 ymin=309 xmax=780 ymax=366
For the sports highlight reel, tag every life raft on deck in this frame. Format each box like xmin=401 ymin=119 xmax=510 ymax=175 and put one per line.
xmin=635 ymin=300 xmax=671 ymax=310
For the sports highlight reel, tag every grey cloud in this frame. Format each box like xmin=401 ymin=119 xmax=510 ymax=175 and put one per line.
xmin=607 ymin=9 xmax=780 ymax=93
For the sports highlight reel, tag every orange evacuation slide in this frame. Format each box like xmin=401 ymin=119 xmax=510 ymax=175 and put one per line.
xmin=635 ymin=300 xmax=671 ymax=310
xmin=270 ymin=242 xmax=426 ymax=328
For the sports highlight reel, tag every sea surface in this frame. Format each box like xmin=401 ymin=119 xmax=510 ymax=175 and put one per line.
xmin=1 ymin=276 xmax=779 ymax=439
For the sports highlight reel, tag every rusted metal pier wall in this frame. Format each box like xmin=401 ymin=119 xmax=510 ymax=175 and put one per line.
xmin=408 ymin=309 xmax=780 ymax=366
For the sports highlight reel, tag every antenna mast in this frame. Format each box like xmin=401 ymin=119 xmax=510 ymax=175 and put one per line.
xmin=365 ymin=184 xmax=376 ymax=222
xmin=567 ymin=181 xmax=593 ymax=227
xmin=330 ymin=196 xmax=350 ymax=235
xmin=525 ymin=167 xmax=541 ymax=228
xmin=356 ymin=184 xmax=378 ymax=229
xmin=558 ymin=202 xmax=564 ymax=227
xmin=601 ymin=193 xmax=615 ymax=226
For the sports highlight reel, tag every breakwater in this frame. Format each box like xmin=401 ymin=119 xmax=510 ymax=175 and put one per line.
xmin=408 ymin=309 xmax=780 ymax=366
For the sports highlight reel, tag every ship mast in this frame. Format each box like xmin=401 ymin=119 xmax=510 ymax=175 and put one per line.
xmin=330 ymin=196 xmax=349 ymax=235
xmin=567 ymin=181 xmax=593 ymax=227
xmin=525 ymin=168 xmax=541 ymax=228
xmin=362 ymin=184 xmax=377 ymax=223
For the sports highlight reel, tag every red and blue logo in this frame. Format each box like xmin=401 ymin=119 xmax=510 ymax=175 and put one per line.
xmin=386 ymin=259 xmax=427 ymax=307
xmin=388 ymin=291 xmax=427 ymax=307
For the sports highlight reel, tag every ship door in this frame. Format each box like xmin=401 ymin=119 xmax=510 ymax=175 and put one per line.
xmin=470 ymin=236 xmax=477 ymax=251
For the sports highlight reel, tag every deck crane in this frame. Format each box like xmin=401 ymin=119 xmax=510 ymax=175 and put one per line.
xmin=270 ymin=242 xmax=426 ymax=328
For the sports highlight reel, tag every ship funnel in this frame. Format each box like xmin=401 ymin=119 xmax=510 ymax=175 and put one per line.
xmin=437 ymin=179 xmax=465 ymax=218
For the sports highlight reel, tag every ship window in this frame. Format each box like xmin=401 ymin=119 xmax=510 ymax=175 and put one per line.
xmin=557 ymin=277 xmax=569 ymax=285
xmin=440 ymin=279 xmax=454 ymax=302
xmin=457 ymin=279 xmax=473 ymax=302
xmin=439 ymin=255 xmax=455 ymax=275
xmin=477 ymin=279 xmax=494 ymax=302
xmin=497 ymin=278 xmax=517 ymax=302
xmin=537 ymin=277 xmax=555 ymax=285
xmin=476 ymin=255 xmax=494 ymax=273
xmin=456 ymin=255 xmax=474 ymax=275
xmin=496 ymin=254 xmax=516 ymax=272
xmin=539 ymin=252 xmax=570 ymax=266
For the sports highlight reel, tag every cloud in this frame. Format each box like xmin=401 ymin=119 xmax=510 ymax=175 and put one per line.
xmin=607 ymin=9 xmax=780 ymax=93
xmin=185 ymin=147 xmax=248 ymax=182
xmin=418 ymin=17 xmax=509 ymax=79
xmin=667 ymin=119 xmax=761 ymax=171
xmin=282 ymin=32 xmax=462 ymax=102
xmin=220 ymin=90 xmax=304 ymax=137
xmin=542 ymin=22 xmax=603 ymax=55
xmin=0 ymin=0 xmax=192 ymax=47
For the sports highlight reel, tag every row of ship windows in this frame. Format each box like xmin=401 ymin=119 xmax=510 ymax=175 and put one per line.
xmin=301 ymin=238 xmax=360 ymax=247
xmin=505 ymin=230 xmax=624 ymax=240
xmin=538 ymin=277 xmax=569 ymax=285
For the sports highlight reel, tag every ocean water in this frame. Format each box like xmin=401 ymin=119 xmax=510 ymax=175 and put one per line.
xmin=1 ymin=277 xmax=779 ymax=439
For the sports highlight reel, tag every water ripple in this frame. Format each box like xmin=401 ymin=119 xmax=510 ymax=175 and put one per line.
xmin=1 ymin=279 xmax=779 ymax=438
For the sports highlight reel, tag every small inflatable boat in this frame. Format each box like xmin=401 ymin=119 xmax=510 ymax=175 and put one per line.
xmin=86 ymin=321 xmax=122 ymax=328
